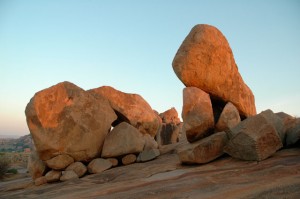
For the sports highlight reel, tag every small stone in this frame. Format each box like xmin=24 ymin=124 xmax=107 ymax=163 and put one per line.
xmin=137 ymin=149 xmax=160 ymax=162
xmin=87 ymin=158 xmax=112 ymax=174
xmin=107 ymin=158 xmax=119 ymax=167
xmin=45 ymin=170 xmax=61 ymax=183
xmin=60 ymin=170 xmax=79 ymax=181
xmin=122 ymin=154 xmax=137 ymax=165
xmin=65 ymin=162 xmax=87 ymax=178
xmin=46 ymin=154 xmax=74 ymax=170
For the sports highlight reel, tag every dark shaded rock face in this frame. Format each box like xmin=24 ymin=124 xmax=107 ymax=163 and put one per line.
xmin=156 ymin=124 xmax=179 ymax=145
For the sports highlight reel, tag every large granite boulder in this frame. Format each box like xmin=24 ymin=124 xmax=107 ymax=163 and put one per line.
xmin=25 ymin=82 xmax=117 ymax=162
xmin=101 ymin=122 xmax=145 ymax=158
xmin=215 ymin=102 xmax=241 ymax=132
xmin=88 ymin=86 xmax=159 ymax=137
xmin=224 ymin=111 xmax=283 ymax=161
xmin=177 ymin=131 xmax=228 ymax=164
xmin=172 ymin=24 xmax=256 ymax=117
xmin=159 ymin=107 xmax=181 ymax=125
xmin=182 ymin=87 xmax=214 ymax=142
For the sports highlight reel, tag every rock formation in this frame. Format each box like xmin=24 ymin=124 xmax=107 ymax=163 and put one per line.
xmin=25 ymin=81 xmax=117 ymax=162
xmin=159 ymin=107 xmax=181 ymax=125
xmin=182 ymin=87 xmax=214 ymax=142
xmin=172 ymin=24 xmax=256 ymax=117
xmin=88 ymin=86 xmax=159 ymax=137
xmin=215 ymin=102 xmax=240 ymax=132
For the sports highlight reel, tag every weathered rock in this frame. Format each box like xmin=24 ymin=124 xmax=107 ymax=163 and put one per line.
xmin=285 ymin=118 xmax=300 ymax=147
xmin=107 ymin=158 xmax=119 ymax=167
xmin=224 ymin=113 xmax=283 ymax=161
xmin=156 ymin=123 xmax=179 ymax=145
xmin=260 ymin=110 xmax=285 ymax=143
xmin=177 ymin=131 xmax=228 ymax=164
xmin=34 ymin=176 xmax=47 ymax=186
xmin=27 ymin=150 xmax=47 ymax=180
xmin=87 ymin=158 xmax=112 ymax=174
xmin=101 ymin=122 xmax=145 ymax=158
xmin=122 ymin=154 xmax=137 ymax=165
xmin=65 ymin=162 xmax=87 ymax=178
xmin=88 ymin=86 xmax=159 ymax=137
xmin=137 ymin=149 xmax=160 ymax=162
xmin=60 ymin=170 xmax=79 ymax=181
xmin=45 ymin=170 xmax=61 ymax=183
xmin=45 ymin=154 xmax=74 ymax=170
xmin=172 ymin=24 xmax=256 ymax=117
xmin=143 ymin=134 xmax=158 ymax=150
xmin=159 ymin=107 xmax=181 ymax=125
xmin=276 ymin=112 xmax=296 ymax=139
xmin=182 ymin=87 xmax=214 ymax=142
xmin=25 ymin=81 xmax=117 ymax=162
xmin=215 ymin=102 xmax=240 ymax=132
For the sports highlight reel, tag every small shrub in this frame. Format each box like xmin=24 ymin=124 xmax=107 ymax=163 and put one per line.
xmin=7 ymin=168 xmax=18 ymax=174
xmin=0 ymin=157 xmax=10 ymax=178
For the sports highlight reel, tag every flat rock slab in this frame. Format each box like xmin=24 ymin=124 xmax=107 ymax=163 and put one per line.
xmin=1 ymin=148 xmax=300 ymax=199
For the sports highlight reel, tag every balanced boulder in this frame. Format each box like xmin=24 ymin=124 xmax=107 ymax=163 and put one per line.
xmin=25 ymin=81 xmax=117 ymax=162
xmin=88 ymin=86 xmax=159 ymax=137
xmin=172 ymin=24 xmax=256 ymax=117
xmin=182 ymin=87 xmax=214 ymax=142
xmin=101 ymin=122 xmax=145 ymax=158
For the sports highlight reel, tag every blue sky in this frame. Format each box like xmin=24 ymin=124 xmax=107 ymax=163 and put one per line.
xmin=0 ymin=0 xmax=299 ymax=137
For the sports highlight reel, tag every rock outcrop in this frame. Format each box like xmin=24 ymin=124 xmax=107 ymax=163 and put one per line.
xmin=182 ymin=87 xmax=214 ymax=142
xmin=88 ymin=86 xmax=159 ymax=137
xmin=25 ymin=81 xmax=117 ymax=162
xmin=172 ymin=24 xmax=256 ymax=117
xmin=101 ymin=122 xmax=145 ymax=158
xmin=177 ymin=131 xmax=228 ymax=164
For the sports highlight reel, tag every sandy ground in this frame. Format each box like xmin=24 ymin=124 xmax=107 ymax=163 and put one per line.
xmin=0 ymin=147 xmax=300 ymax=199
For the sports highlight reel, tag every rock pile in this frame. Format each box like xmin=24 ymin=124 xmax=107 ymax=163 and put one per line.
xmin=25 ymin=82 xmax=179 ymax=185
xmin=173 ymin=24 xmax=299 ymax=164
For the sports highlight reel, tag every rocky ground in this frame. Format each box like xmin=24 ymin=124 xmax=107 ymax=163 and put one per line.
xmin=1 ymin=146 xmax=299 ymax=199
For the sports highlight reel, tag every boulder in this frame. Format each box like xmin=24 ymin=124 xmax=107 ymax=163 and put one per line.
xmin=285 ymin=118 xmax=300 ymax=147
xmin=143 ymin=134 xmax=158 ymax=150
xmin=177 ymin=131 xmax=228 ymax=164
xmin=215 ymin=102 xmax=240 ymax=132
xmin=34 ymin=176 xmax=47 ymax=186
xmin=65 ymin=162 xmax=87 ymax=178
xmin=45 ymin=154 xmax=74 ymax=170
xmin=87 ymin=158 xmax=112 ymax=174
xmin=101 ymin=122 xmax=145 ymax=158
xmin=60 ymin=170 xmax=79 ymax=181
xmin=25 ymin=81 xmax=117 ymax=162
xmin=27 ymin=150 xmax=47 ymax=180
xmin=260 ymin=110 xmax=285 ymax=143
xmin=88 ymin=86 xmax=159 ymax=137
xmin=182 ymin=87 xmax=214 ymax=142
xmin=159 ymin=107 xmax=181 ymax=125
xmin=45 ymin=170 xmax=61 ymax=183
xmin=122 ymin=154 xmax=137 ymax=165
xmin=276 ymin=112 xmax=296 ymax=137
xmin=137 ymin=149 xmax=160 ymax=162
xmin=107 ymin=158 xmax=119 ymax=167
xmin=156 ymin=123 xmax=180 ymax=145
xmin=172 ymin=24 xmax=256 ymax=117
xmin=224 ymin=112 xmax=283 ymax=161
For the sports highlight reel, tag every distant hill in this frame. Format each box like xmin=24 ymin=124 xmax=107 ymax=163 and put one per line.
xmin=0 ymin=134 xmax=34 ymax=152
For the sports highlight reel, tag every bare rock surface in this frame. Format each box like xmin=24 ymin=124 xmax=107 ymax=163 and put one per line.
xmin=182 ymin=87 xmax=214 ymax=142
xmin=172 ymin=24 xmax=256 ymax=117
xmin=87 ymin=158 xmax=112 ymax=174
xmin=34 ymin=176 xmax=47 ymax=186
xmin=178 ymin=131 xmax=228 ymax=164
xmin=101 ymin=122 xmax=145 ymax=158
xmin=46 ymin=154 xmax=74 ymax=170
xmin=1 ymin=148 xmax=299 ymax=199
xmin=25 ymin=81 xmax=117 ymax=162
xmin=159 ymin=107 xmax=181 ymax=125
xmin=65 ymin=162 xmax=87 ymax=178
xmin=88 ymin=86 xmax=159 ymax=137
xmin=143 ymin=134 xmax=158 ymax=150
xmin=137 ymin=149 xmax=160 ymax=162
xmin=215 ymin=102 xmax=240 ymax=132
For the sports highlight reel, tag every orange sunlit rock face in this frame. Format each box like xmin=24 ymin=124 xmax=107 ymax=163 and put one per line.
xmin=25 ymin=81 xmax=117 ymax=162
xmin=172 ymin=24 xmax=256 ymax=117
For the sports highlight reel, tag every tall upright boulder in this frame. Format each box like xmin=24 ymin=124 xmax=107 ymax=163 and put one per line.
xmin=172 ymin=24 xmax=256 ymax=117
xmin=25 ymin=81 xmax=117 ymax=162
xmin=182 ymin=87 xmax=214 ymax=143
xmin=88 ymin=86 xmax=159 ymax=137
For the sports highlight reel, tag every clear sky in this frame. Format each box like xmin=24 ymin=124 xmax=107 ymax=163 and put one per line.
xmin=0 ymin=0 xmax=299 ymax=137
